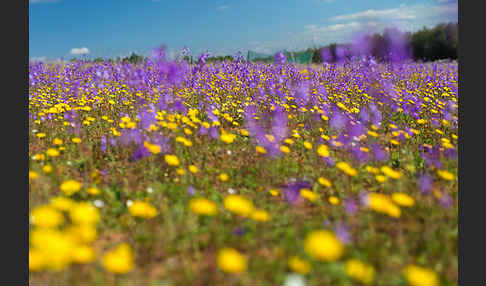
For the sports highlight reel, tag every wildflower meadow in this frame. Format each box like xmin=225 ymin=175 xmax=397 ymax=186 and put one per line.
xmin=29 ymin=49 xmax=457 ymax=285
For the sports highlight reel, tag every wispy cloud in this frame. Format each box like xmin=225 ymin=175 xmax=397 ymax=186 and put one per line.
xmin=70 ymin=47 xmax=90 ymax=56
xmin=216 ymin=5 xmax=229 ymax=11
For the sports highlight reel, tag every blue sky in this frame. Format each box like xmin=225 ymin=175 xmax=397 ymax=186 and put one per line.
xmin=29 ymin=0 xmax=457 ymax=61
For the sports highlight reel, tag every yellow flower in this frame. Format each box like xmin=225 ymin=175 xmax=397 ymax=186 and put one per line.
xmin=60 ymin=180 xmax=82 ymax=196
xmin=328 ymin=196 xmax=339 ymax=205
xmin=176 ymin=168 xmax=185 ymax=175
xmin=365 ymin=166 xmax=380 ymax=174
xmin=224 ymin=195 xmax=254 ymax=217
xmin=345 ymin=259 xmax=375 ymax=285
xmin=188 ymin=165 xmax=199 ymax=173
xmin=437 ymin=170 xmax=454 ymax=181
xmin=165 ymin=154 xmax=180 ymax=166
xmin=391 ymin=193 xmax=415 ymax=207
xmin=375 ymin=175 xmax=387 ymax=183
xmin=87 ymin=187 xmax=100 ymax=195
xmin=256 ymin=146 xmax=267 ymax=154
xmin=46 ymin=148 xmax=60 ymax=157
xmin=303 ymin=141 xmax=313 ymax=150
xmin=367 ymin=193 xmax=401 ymax=218
xmin=217 ymin=248 xmax=247 ymax=274
xmin=29 ymin=171 xmax=39 ymax=180
xmin=29 ymin=249 xmax=46 ymax=271
xmin=280 ymin=145 xmax=290 ymax=154
xmin=251 ymin=209 xmax=270 ymax=222
xmin=72 ymin=137 xmax=82 ymax=143
xmin=144 ymin=141 xmax=161 ymax=154
xmin=72 ymin=245 xmax=95 ymax=264
xmin=403 ymin=265 xmax=439 ymax=286
xmin=30 ymin=229 xmax=75 ymax=271
xmin=53 ymin=138 xmax=63 ymax=145
xmin=220 ymin=132 xmax=236 ymax=143
xmin=269 ymin=189 xmax=280 ymax=196
xmin=300 ymin=189 xmax=319 ymax=202
xmin=381 ymin=166 xmax=403 ymax=179
xmin=317 ymin=144 xmax=330 ymax=157
xmin=336 ymin=162 xmax=357 ymax=176
xmin=128 ymin=200 xmax=158 ymax=219
xmin=66 ymin=224 xmax=98 ymax=243
xmin=70 ymin=202 xmax=100 ymax=225
xmin=102 ymin=243 xmax=135 ymax=274
xmin=288 ymin=256 xmax=311 ymax=274
xmin=219 ymin=173 xmax=229 ymax=182
xmin=304 ymin=230 xmax=344 ymax=261
xmin=36 ymin=132 xmax=46 ymax=138
xmin=189 ymin=198 xmax=218 ymax=216
xmin=50 ymin=196 xmax=75 ymax=211
xmin=30 ymin=205 xmax=64 ymax=228
xmin=42 ymin=165 xmax=53 ymax=173
xmin=318 ymin=177 xmax=332 ymax=188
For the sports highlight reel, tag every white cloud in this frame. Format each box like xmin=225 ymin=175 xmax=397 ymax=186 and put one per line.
xmin=331 ymin=8 xmax=416 ymax=22
xmin=70 ymin=47 xmax=90 ymax=55
xmin=216 ymin=5 xmax=229 ymax=11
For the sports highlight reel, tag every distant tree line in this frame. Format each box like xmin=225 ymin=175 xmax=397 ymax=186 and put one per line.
xmin=72 ymin=22 xmax=457 ymax=64
xmin=310 ymin=22 xmax=457 ymax=63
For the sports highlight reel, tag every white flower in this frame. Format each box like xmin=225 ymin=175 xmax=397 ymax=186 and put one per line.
xmin=126 ymin=200 xmax=133 ymax=207
xmin=93 ymin=200 xmax=104 ymax=208
xmin=283 ymin=274 xmax=306 ymax=286
xmin=32 ymin=129 xmax=38 ymax=133
xmin=147 ymin=187 xmax=154 ymax=193
xmin=67 ymin=161 xmax=72 ymax=166
xmin=227 ymin=150 xmax=232 ymax=155
xmin=227 ymin=188 xmax=236 ymax=194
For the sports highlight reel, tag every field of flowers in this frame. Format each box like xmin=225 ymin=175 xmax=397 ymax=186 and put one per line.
xmin=29 ymin=51 xmax=457 ymax=286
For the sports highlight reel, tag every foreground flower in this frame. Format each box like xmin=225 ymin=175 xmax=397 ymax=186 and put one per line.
xmin=189 ymin=198 xmax=218 ymax=216
xmin=288 ymin=256 xmax=311 ymax=274
xmin=164 ymin=154 xmax=180 ymax=166
xmin=283 ymin=274 xmax=307 ymax=286
xmin=223 ymin=195 xmax=254 ymax=217
xmin=366 ymin=193 xmax=401 ymax=218
xmin=30 ymin=229 xmax=75 ymax=271
xmin=251 ymin=209 xmax=270 ymax=222
xmin=381 ymin=166 xmax=403 ymax=179
xmin=102 ymin=243 xmax=135 ymax=274
xmin=336 ymin=162 xmax=357 ymax=176
xmin=345 ymin=259 xmax=375 ymax=285
xmin=391 ymin=193 xmax=415 ymax=207
xmin=70 ymin=202 xmax=100 ymax=225
xmin=403 ymin=265 xmax=439 ymax=286
xmin=128 ymin=200 xmax=158 ymax=218
xmin=217 ymin=248 xmax=247 ymax=274
xmin=437 ymin=169 xmax=454 ymax=181
xmin=317 ymin=144 xmax=330 ymax=157
xmin=30 ymin=205 xmax=64 ymax=228
xmin=304 ymin=230 xmax=343 ymax=261
xmin=60 ymin=180 xmax=82 ymax=196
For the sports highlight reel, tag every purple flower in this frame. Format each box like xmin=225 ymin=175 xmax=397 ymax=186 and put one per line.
xmin=209 ymin=126 xmax=219 ymax=139
xmin=335 ymin=223 xmax=351 ymax=245
xmin=418 ymin=173 xmax=433 ymax=195
xmin=344 ymin=199 xmax=358 ymax=215
xmin=187 ymin=186 xmax=195 ymax=196
xmin=329 ymin=110 xmax=347 ymax=131
xmin=439 ymin=192 xmax=453 ymax=208
xmin=130 ymin=145 xmax=151 ymax=161
xmin=281 ymin=180 xmax=312 ymax=205
xmin=274 ymin=51 xmax=286 ymax=65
